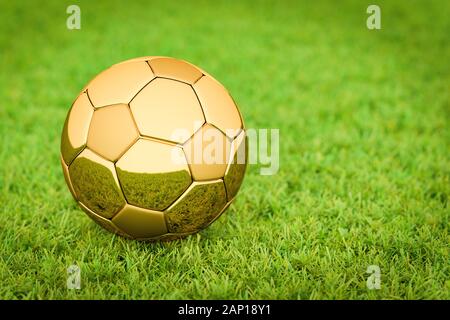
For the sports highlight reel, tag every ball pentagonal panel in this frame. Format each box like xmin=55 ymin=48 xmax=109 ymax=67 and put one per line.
xmin=112 ymin=204 xmax=167 ymax=239
xmin=69 ymin=149 xmax=126 ymax=219
xmin=148 ymin=57 xmax=203 ymax=84
xmin=194 ymin=75 xmax=242 ymax=139
xmin=87 ymin=104 xmax=139 ymax=162
xmin=224 ymin=130 xmax=247 ymax=201
xmin=130 ymin=78 xmax=204 ymax=143
xmin=115 ymin=139 xmax=192 ymax=211
xmin=183 ymin=124 xmax=231 ymax=181
xmin=61 ymin=92 xmax=94 ymax=165
xmin=86 ymin=61 xmax=154 ymax=107
xmin=165 ymin=180 xmax=227 ymax=233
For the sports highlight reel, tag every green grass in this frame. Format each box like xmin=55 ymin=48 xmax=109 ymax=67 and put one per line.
xmin=0 ymin=0 xmax=449 ymax=299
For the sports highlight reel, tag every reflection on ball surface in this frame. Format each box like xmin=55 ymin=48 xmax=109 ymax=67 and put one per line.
xmin=61 ymin=56 xmax=247 ymax=241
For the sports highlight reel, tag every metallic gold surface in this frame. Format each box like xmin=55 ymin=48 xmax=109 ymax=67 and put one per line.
xmin=165 ymin=180 xmax=227 ymax=233
xmin=148 ymin=57 xmax=203 ymax=84
xmin=116 ymin=139 xmax=192 ymax=210
xmin=87 ymin=104 xmax=139 ymax=161
xmin=69 ymin=149 xmax=125 ymax=218
xmin=78 ymin=201 xmax=129 ymax=237
xmin=112 ymin=204 xmax=167 ymax=239
xmin=224 ymin=130 xmax=247 ymax=201
xmin=61 ymin=92 xmax=94 ymax=165
xmin=87 ymin=61 xmax=154 ymax=107
xmin=130 ymin=78 xmax=204 ymax=143
xmin=60 ymin=154 xmax=76 ymax=199
xmin=61 ymin=56 xmax=247 ymax=241
xmin=193 ymin=75 xmax=243 ymax=139
xmin=157 ymin=198 xmax=233 ymax=241
xmin=183 ymin=124 xmax=231 ymax=181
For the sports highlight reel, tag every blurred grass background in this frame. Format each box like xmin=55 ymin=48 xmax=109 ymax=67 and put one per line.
xmin=0 ymin=0 xmax=448 ymax=299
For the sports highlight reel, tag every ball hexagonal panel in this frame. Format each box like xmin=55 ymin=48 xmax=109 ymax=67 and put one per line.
xmin=112 ymin=204 xmax=167 ymax=239
xmin=61 ymin=92 xmax=94 ymax=165
xmin=165 ymin=180 xmax=227 ymax=233
xmin=69 ymin=149 xmax=126 ymax=218
xmin=224 ymin=130 xmax=247 ymax=201
xmin=148 ymin=57 xmax=203 ymax=84
xmin=193 ymin=75 xmax=242 ymax=139
xmin=86 ymin=61 xmax=154 ymax=107
xmin=116 ymin=139 xmax=192 ymax=211
xmin=130 ymin=78 xmax=205 ymax=143
xmin=183 ymin=124 xmax=231 ymax=181
xmin=87 ymin=104 xmax=139 ymax=162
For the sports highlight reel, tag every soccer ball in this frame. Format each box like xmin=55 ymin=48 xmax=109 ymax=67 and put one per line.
xmin=60 ymin=56 xmax=247 ymax=241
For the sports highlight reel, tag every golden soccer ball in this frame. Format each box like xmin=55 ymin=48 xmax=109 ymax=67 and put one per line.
xmin=60 ymin=56 xmax=247 ymax=241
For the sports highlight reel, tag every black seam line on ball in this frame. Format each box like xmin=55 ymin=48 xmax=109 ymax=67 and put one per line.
xmin=145 ymin=60 xmax=155 ymax=75
xmin=139 ymin=134 xmax=183 ymax=147
xmin=191 ymin=74 xmax=204 ymax=85
xmin=154 ymin=76 xmax=195 ymax=86
xmin=191 ymin=82 xmax=207 ymax=123
xmin=125 ymin=103 xmax=141 ymax=141
xmin=128 ymin=77 xmax=157 ymax=105
xmin=112 ymin=165 xmax=131 ymax=208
